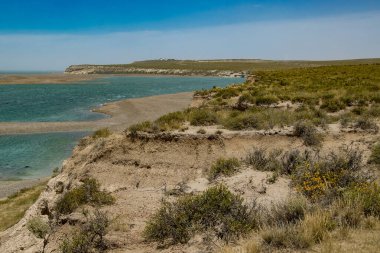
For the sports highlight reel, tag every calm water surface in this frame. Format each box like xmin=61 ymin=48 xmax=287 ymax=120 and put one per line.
xmin=0 ymin=76 xmax=242 ymax=179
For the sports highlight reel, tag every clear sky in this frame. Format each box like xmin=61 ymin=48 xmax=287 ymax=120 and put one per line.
xmin=0 ymin=0 xmax=380 ymax=70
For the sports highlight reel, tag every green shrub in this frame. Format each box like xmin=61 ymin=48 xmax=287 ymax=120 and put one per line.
xmin=55 ymin=178 xmax=114 ymax=215
xmin=128 ymin=121 xmax=153 ymax=134
xmin=189 ymin=109 xmax=218 ymax=126
xmin=236 ymin=93 xmax=255 ymax=110
xmin=255 ymin=94 xmax=279 ymax=105
xmin=223 ymin=112 xmax=261 ymax=130
xmin=208 ymin=158 xmax=240 ymax=180
xmin=320 ymin=98 xmax=346 ymax=112
xmin=294 ymin=120 xmax=321 ymax=146
xmin=92 ymin=128 xmax=111 ymax=139
xmin=155 ymin=111 xmax=185 ymax=131
xmin=27 ymin=217 xmax=50 ymax=239
xmin=369 ymin=143 xmax=380 ymax=164
xmin=61 ymin=210 xmax=110 ymax=253
xmin=215 ymin=87 xmax=240 ymax=99
xmin=144 ymin=185 xmax=254 ymax=244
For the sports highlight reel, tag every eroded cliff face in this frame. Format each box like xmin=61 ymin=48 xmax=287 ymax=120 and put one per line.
xmin=0 ymin=132 xmax=296 ymax=253
xmin=64 ymin=64 xmax=246 ymax=77
xmin=1 ymin=124 xmax=378 ymax=252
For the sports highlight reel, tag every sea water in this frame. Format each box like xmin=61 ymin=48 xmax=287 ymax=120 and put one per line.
xmin=0 ymin=76 xmax=242 ymax=179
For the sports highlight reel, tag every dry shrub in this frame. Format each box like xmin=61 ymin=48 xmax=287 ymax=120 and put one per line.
xmin=144 ymin=185 xmax=255 ymax=245
xmin=55 ymin=178 xmax=114 ymax=215
xmin=294 ymin=120 xmax=321 ymax=146
xmin=61 ymin=210 xmax=110 ymax=253
xmin=369 ymin=143 xmax=380 ymax=164
xmin=209 ymin=158 xmax=240 ymax=180
xmin=27 ymin=217 xmax=50 ymax=239
xmin=92 ymin=128 xmax=111 ymax=139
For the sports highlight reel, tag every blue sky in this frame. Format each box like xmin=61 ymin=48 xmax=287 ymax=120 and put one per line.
xmin=0 ymin=0 xmax=380 ymax=70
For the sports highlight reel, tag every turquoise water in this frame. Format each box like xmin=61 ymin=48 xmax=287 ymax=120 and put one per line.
xmin=0 ymin=76 xmax=242 ymax=179
xmin=0 ymin=132 xmax=88 ymax=180
xmin=0 ymin=76 xmax=241 ymax=122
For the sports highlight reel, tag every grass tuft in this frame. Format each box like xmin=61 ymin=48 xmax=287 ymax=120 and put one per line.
xmin=208 ymin=158 xmax=240 ymax=180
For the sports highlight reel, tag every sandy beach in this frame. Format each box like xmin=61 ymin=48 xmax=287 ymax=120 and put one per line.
xmin=0 ymin=92 xmax=194 ymax=135
xmin=0 ymin=92 xmax=193 ymax=197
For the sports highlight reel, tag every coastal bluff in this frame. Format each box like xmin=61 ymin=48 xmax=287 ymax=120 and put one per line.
xmin=64 ymin=64 xmax=246 ymax=77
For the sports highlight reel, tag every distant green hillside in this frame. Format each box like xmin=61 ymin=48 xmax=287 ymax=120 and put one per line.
xmin=123 ymin=58 xmax=380 ymax=71
xmin=65 ymin=58 xmax=380 ymax=75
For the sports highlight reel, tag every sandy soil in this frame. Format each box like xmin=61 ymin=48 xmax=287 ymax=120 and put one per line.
xmin=0 ymin=73 xmax=102 ymax=85
xmin=0 ymin=92 xmax=194 ymax=135
xmin=1 ymin=127 xmax=378 ymax=253
xmin=0 ymin=178 xmax=49 ymax=199
xmin=0 ymin=73 xmax=211 ymax=85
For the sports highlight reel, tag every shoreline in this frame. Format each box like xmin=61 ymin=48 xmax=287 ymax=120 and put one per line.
xmin=0 ymin=177 xmax=49 ymax=200
xmin=0 ymin=92 xmax=194 ymax=135
xmin=0 ymin=92 xmax=194 ymax=197
xmin=0 ymin=73 xmax=241 ymax=85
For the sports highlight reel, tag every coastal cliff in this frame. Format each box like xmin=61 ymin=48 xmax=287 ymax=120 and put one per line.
xmin=2 ymin=64 xmax=380 ymax=252
xmin=64 ymin=64 xmax=246 ymax=77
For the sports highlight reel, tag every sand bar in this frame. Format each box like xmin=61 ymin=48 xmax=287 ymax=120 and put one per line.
xmin=0 ymin=73 xmax=103 ymax=85
xmin=0 ymin=92 xmax=193 ymax=135
xmin=0 ymin=92 xmax=194 ymax=197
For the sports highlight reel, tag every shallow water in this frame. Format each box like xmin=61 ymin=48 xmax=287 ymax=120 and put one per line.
xmin=0 ymin=132 xmax=88 ymax=180
xmin=0 ymin=76 xmax=241 ymax=122
xmin=0 ymin=76 xmax=242 ymax=179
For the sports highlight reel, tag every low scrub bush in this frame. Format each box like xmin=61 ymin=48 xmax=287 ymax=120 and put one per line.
xmin=215 ymin=87 xmax=240 ymax=99
xmin=343 ymin=183 xmax=380 ymax=218
xmin=369 ymin=143 xmax=380 ymax=164
xmin=255 ymin=94 xmax=279 ymax=105
xmin=189 ymin=108 xmax=219 ymax=126
xmin=262 ymin=210 xmax=334 ymax=249
xmin=245 ymin=148 xmax=283 ymax=171
xmin=208 ymin=158 xmax=240 ymax=180
xmin=294 ymin=120 xmax=321 ymax=146
xmin=92 ymin=128 xmax=111 ymax=139
xmin=55 ymin=178 xmax=114 ymax=215
xmin=144 ymin=185 xmax=254 ymax=245
xmin=292 ymin=149 xmax=366 ymax=202
xmin=61 ymin=210 xmax=110 ymax=253
xmin=267 ymin=196 xmax=308 ymax=226
xmin=355 ymin=117 xmax=379 ymax=132
xmin=27 ymin=217 xmax=50 ymax=239
xmin=222 ymin=112 xmax=261 ymax=130
xmin=155 ymin=111 xmax=186 ymax=131
xmin=320 ymin=98 xmax=346 ymax=112
xmin=236 ymin=93 xmax=255 ymax=110
xmin=128 ymin=121 xmax=154 ymax=133
xmin=331 ymin=197 xmax=363 ymax=228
